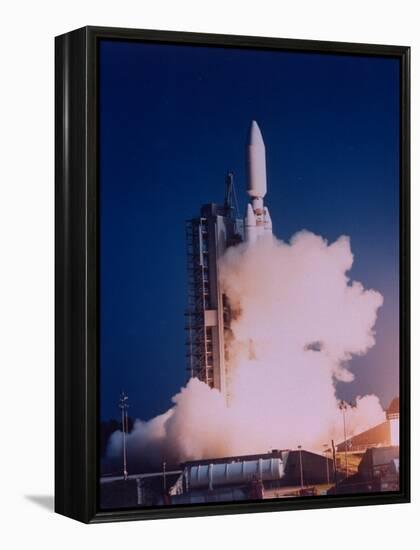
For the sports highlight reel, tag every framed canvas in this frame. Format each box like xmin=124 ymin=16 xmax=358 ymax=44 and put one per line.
xmin=55 ymin=26 xmax=410 ymax=523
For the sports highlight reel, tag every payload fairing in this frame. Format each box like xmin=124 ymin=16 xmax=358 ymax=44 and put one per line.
xmin=244 ymin=120 xmax=272 ymax=243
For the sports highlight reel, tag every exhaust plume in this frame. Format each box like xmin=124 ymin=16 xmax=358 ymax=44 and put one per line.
xmin=107 ymin=231 xmax=385 ymax=468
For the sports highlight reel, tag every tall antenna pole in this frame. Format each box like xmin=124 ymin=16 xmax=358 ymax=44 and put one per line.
xmin=119 ymin=392 xmax=129 ymax=480
xmin=224 ymin=171 xmax=235 ymax=217
xmin=339 ymin=400 xmax=349 ymax=478
xmin=331 ymin=439 xmax=338 ymax=492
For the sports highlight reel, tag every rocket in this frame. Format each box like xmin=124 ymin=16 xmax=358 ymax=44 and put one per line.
xmin=244 ymin=120 xmax=272 ymax=243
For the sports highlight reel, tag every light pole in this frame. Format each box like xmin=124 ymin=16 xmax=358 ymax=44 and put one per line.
xmin=331 ymin=439 xmax=338 ymax=493
xmin=119 ymin=392 xmax=129 ymax=480
xmin=323 ymin=443 xmax=330 ymax=484
xmin=163 ymin=460 xmax=167 ymax=492
xmin=297 ymin=445 xmax=304 ymax=488
xmin=339 ymin=400 xmax=349 ymax=478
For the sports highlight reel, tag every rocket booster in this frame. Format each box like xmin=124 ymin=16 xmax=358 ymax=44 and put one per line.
xmin=244 ymin=120 xmax=272 ymax=242
xmin=244 ymin=203 xmax=257 ymax=244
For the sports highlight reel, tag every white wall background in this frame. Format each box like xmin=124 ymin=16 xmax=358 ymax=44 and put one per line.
xmin=0 ymin=1 xmax=417 ymax=548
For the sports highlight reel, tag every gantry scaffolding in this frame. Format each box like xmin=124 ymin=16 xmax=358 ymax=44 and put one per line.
xmin=185 ymin=217 xmax=212 ymax=385
xmin=185 ymin=173 xmax=243 ymax=399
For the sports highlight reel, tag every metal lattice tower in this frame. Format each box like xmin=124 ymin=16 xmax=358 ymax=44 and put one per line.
xmin=185 ymin=174 xmax=243 ymax=399
xmin=185 ymin=217 xmax=211 ymax=385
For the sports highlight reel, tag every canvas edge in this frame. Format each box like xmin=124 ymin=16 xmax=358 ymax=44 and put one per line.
xmin=54 ymin=25 xmax=411 ymax=524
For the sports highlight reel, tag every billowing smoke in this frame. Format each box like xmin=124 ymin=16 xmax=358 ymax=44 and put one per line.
xmin=107 ymin=231 xmax=385 ymax=469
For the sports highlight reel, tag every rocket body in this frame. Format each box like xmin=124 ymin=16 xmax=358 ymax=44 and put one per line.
xmin=244 ymin=121 xmax=272 ymax=242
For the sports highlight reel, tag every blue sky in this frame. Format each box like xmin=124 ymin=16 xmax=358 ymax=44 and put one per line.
xmin=99 ymin=39 xmax=400 ymax=421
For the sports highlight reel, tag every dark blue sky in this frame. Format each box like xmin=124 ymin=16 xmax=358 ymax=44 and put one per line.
xmin=99 ymin=39 xmax=400 ymax=422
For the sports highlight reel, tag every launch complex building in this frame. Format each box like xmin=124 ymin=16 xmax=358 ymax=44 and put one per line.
xmin=185 ymin=121 xmax=272 ymax=399
xmin=100 ymin=122 xmax=401 ymax=508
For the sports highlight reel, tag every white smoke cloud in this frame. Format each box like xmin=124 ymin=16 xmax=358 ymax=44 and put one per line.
xmin=107 ymin=231 xmax=386 ymax=467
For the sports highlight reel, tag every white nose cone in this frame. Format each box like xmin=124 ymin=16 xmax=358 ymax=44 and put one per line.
xmin=247 ymin=120 xmax=267 ymax=199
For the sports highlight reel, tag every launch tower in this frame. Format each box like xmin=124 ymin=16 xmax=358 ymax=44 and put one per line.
xmin=185 ymin=173 xmax=243 ymax=397
xmin=185 ymin=121 xmax=270 ymax=401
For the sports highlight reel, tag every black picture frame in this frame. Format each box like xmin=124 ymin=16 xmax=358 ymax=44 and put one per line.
xmin=55 ymin=26 xmax=410 ymax=523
